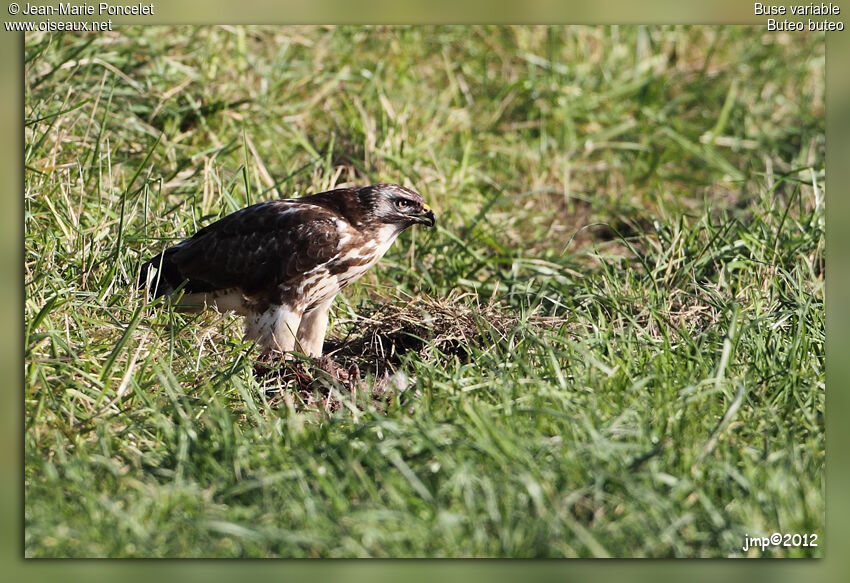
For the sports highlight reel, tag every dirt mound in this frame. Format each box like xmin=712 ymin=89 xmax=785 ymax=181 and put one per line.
xmin=326 ymin=293 xmax=518 ymax=368
xmin=255 ymin=293 xmax=525 ymax=412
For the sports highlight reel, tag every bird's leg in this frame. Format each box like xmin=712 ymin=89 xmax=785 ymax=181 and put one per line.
xmin=296 ymin=297 xmax=334 ymax=357
xmin=271 ymin=309 xmax=303 ymax=354
xmin=247 ymin=305 xmax=302 ymax=359
xmin=252 ymin=308 xmax=302 ymax=379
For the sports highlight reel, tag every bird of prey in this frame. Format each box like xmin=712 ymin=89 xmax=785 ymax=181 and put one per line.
xmin=139 ymin=183 xmax=435 ymax=358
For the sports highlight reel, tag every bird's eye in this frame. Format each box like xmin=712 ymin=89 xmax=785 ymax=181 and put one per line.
xmin=394 ymin=198 xmax=411 ymax=211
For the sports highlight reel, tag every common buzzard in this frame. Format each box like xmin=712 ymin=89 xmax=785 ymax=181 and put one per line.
xmin=139 ymin=183 xmax=435 ymax=357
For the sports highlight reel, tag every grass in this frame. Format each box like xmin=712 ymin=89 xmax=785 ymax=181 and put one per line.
xmin=24 ymin=26 xmax=824 ymax=557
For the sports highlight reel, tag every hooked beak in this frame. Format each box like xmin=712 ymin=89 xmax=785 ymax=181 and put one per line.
xmin=417 ymin=203 xmax=436 ymax=227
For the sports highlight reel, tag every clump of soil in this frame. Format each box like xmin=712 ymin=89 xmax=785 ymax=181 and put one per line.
xmin=326 ymin=293 xmax=523 ymax=370
xmin=254 ymin=293 xmax=523 ymax=412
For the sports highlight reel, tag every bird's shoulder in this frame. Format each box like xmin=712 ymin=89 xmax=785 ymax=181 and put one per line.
xmin=196 ymin=197 xmax=348 ymax=238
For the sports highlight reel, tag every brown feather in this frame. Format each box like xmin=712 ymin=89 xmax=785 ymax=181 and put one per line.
xmin=138 ymin=183 xmax=435 ymax=356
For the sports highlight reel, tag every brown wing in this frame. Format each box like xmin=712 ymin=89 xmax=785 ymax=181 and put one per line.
xmin=165 ymin=201 xmax=342 ymax=297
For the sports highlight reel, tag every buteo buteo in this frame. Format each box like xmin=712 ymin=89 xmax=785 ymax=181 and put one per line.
xmin=139 ymin=183 xmax=435 ymax=357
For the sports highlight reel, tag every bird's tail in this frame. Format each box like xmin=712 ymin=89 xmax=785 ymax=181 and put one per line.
xmin=138 ymin=248 xmax=182 ymax=298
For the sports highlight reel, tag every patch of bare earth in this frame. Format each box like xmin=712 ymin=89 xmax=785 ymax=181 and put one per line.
xmin=255 ymin=294 xmax=535 ymax=412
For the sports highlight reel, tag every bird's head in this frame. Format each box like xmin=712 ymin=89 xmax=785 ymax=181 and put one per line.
xmin=358 ymin=183 xmax=436 ymax=231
